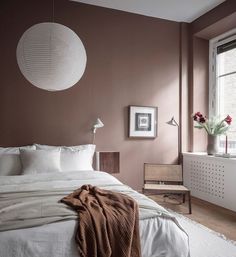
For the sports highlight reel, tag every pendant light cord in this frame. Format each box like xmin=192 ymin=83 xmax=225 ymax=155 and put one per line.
xmin=52 ymin=0 xmax=55 ymax=23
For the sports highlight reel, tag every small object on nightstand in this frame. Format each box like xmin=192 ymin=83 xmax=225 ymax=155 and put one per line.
xmin=95 ymin=152 xmax=120 ymax=174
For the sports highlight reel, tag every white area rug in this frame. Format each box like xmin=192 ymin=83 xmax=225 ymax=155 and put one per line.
xmin=169 ymin=210 xmax=236 ymax=257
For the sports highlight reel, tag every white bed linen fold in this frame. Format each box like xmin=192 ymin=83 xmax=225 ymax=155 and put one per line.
xmin=0 ymin=170 xmax=190 ymax=257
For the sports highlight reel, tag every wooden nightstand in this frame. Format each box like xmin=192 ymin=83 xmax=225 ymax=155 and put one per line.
xmin=95 ymin=152 xmax=120 ymax=174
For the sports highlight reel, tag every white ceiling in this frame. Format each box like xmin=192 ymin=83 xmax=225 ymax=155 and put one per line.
xmin=71 ymin=0 xmax=225 ymax=22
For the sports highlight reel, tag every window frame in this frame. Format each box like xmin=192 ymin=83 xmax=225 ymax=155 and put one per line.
xmin=209 ymin=29 xmax=236 ymax=152
xmin=209 ymin=29 xmax=236 ymax=117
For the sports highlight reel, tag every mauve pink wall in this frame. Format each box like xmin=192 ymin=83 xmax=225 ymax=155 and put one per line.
xmin=180 ymin=23 xmax=190 ymax=153
xmin=192 ymin=37 xmax=209 ymax=152
xmin=0 ymin=0 xmax=181 ymax=190
xmin=191 ymin=0 xmax=236 ymax=35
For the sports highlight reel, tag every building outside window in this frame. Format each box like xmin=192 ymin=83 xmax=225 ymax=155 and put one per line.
xmin=210 ymin=31 xmax=236 ymax=153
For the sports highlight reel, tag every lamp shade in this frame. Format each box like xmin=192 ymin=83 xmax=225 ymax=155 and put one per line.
xmin=93 ymin=118 xmax=104 ymax=134
xmin=94 ymin=118 xmax=104 ymax=129
xmin=166 ymin=116 xmax=179 ymax=127
xmin=16 ymin=22 xmax=87 ymax=91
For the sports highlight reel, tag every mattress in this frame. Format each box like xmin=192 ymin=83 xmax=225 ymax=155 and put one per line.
xmin=0 ymin=170 xmax=190 ymax=257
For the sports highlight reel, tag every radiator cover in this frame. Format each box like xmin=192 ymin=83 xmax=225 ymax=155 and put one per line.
xmin=183 ymin=153 xmax=236 ymax=212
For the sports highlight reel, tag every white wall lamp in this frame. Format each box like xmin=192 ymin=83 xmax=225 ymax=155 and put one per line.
xmin=166 ymin=116 xmax=179 ymax=127
xmin=92 ymin=118 xmax=104 ymax=143
xmin=166 ymin=116 xmax=181 ymax=164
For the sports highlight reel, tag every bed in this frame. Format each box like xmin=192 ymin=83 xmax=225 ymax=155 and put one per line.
xmin=0 ymin=144 xmax=190 ymax=257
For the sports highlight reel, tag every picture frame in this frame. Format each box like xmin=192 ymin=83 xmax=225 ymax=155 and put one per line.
xmin=129 ymin=105 xmax=157 ymax=138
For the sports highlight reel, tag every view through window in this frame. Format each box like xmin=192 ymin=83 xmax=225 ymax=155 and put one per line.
xmin=214 ymin=36 xmax=236 ymax=152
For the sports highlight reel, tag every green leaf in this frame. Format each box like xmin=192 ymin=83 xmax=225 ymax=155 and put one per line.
xmin=194 ymin=125 xmax=203 ymax=129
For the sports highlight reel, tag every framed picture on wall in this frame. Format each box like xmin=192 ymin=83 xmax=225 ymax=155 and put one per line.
xmin=129 ymin=105 xmax=157 ymax=138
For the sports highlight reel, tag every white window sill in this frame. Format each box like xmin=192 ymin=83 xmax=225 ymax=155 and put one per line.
xmin=182 ymin=152 xmax=236 ymax=162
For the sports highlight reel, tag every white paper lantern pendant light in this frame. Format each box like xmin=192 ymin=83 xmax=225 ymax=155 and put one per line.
xmin=16 ymin=18 xmax=87 ymax=91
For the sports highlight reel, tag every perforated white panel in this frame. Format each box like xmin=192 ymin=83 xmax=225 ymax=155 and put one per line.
xmin=190 ymin=159 xmax=225 ymax=199
xmin=183 ymin=153 xmax=236 ymax=212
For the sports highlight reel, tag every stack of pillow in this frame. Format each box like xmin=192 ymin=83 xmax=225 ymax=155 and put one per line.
xmin=0 ymin=144 xmax=96 ymax=175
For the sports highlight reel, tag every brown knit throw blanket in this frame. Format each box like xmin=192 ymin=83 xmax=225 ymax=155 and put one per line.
xmin=61 ymin=184 xmax=141 ymax=257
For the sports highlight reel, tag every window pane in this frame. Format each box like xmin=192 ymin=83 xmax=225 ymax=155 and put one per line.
xmin=217 ymin=39 xmax=236 ymax=54
xmin=217 ymin=48 xmax=236 ymax=76
xmin=219 ymin=133 xmax=236 ymax=151
xmin=218 ymin=73 xmax=236 ymax=151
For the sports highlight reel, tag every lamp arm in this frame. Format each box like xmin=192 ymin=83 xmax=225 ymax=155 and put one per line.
xmin=92 ymin=133 xmax=96 ymax=144
xmin=173 ymin=119 xmax=179 ymax=127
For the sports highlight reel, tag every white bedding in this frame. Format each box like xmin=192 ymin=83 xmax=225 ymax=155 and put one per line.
xmin=0 ymin=170 xmax=190 ymax=257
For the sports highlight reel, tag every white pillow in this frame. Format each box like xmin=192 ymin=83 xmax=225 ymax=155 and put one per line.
xmin=35 ymin=143 xmax=95 ymax=152
xmin=20 ymin=149 xmax=61 ymax=175
xmin=34 ymin=144 xmax=95 ymax=171
xmin=61 ymin=148 xmax=94 ymax=171
xmin=0 ymin=145 xmax=36 ymax=176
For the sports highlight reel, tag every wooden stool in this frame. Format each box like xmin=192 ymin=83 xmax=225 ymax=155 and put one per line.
xmin=143 ymin=164 xmax=192 ymax=214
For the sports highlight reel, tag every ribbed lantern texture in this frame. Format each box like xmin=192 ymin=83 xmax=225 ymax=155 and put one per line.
xmin=16 ymin=22 xmax=87 ymax=91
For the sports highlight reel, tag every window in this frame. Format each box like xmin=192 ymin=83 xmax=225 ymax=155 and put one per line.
xmin=210 ymin=31 xmax=236 ymax=153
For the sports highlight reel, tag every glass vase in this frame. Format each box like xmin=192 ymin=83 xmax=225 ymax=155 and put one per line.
xmin=207 ymin=135 xmax=217 ymax=155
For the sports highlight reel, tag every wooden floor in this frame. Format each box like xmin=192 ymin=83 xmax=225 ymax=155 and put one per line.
xmin=148 ymin=194 xmax=236 ymax=241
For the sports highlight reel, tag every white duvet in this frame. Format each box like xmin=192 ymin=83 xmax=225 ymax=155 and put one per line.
xmin=0 ymin=170 xmax=190 ymax=257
